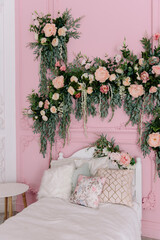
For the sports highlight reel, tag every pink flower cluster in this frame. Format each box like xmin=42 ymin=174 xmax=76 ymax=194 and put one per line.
xmin=148 ymin=132 xmax=160 ymax=148
xmin=109 ymin=152 xmax=132 ymax=167
xmin=55 ymin=61 xmax=66 ymax=71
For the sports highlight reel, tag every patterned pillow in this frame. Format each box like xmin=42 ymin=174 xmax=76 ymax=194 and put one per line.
xmin=70 ymin=175 xmax=105 ymax=208
xmin=96 ymin=168 xmax=134 ymax=207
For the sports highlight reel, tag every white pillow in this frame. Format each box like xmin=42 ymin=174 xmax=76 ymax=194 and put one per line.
xmin=74 ymin=157 xmax=108 ymax=175
xmin=38 ymin=164 xmax=75 ymax=200
xmin=51 ymin=158 xmax=76 ymax=168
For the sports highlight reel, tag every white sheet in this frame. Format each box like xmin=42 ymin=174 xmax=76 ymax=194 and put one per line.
xmin=0 ymin=198 xmax=141 ymax=240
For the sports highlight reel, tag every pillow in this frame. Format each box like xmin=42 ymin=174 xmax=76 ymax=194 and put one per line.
xmin=51 ymin=158 xmax=76 ymax=168
xmin=96 ymin=168 xmax=134 ymax=207
xmin=70 ymin=175 xmax=105 ymax=208
xmin=38 ymin=164 xmax=75 ymax=200
xmin=74 ymin=157 xmax=108 ymax=175
xmin=72 ymin=163 xmax=90 ymax=191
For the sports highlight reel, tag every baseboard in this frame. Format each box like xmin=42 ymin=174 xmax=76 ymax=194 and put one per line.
xmin=142 ymin=220 xmax=160 ymax=239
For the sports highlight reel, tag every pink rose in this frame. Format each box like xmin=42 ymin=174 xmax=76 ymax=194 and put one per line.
xmin=44 ymin=100 xmax=50 ymax=109
xmin=52 ymin=76 xmax=64 ymax=89
xmin=128 ymin=84 xmax=144 ymax=98
xmin=68 ymin=86 xmax=75 ymax=95
xmin=87 ymin=87 xmax=93 ymax=94
xmin=60 ymin=65 xmax=66 ymax=71
xmin=152 ymin=65 xmax=160 ymax=76
xmin=43 ymin=23 xmax=57 ymax=37
xmin=50 ymin=106 xmax=57 ymax=114
xmin=100 ymin=85 xmax=109 ymax=94
xmin=95 ymin=66 xmax=110 ymax=83
xmin=148 ymin=132 xmax=160 ymax=148
xmin=138 ymin=58 xmax=144 ymax=66
xmin=55 ymin=61 xmax=61 ymax=67
xmin=153 ymin=33 xmax=160 ymax=41
xmin=149 ymin=86 xmax=157 ymax=93
xmin=123 ymin=77 xmax=131 ymax=86
xmin=140 ymin=71 xmax=149 ymax=83
xmin=158 ymin=84 xmax=160 ymax=87
xmin=119 ymin=152 xmax=131 ymax=166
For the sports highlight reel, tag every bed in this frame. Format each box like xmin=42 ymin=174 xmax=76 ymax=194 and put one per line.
xmin=0 ymin=147 xmax=142 ymax=240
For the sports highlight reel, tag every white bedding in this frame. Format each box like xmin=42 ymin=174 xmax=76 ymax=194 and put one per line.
xmin=0 ymin=198 xmax=141 ymax=240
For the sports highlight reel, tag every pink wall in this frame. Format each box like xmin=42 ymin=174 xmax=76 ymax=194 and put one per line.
xmin=15 ymin=0 xmax=160 ymax=238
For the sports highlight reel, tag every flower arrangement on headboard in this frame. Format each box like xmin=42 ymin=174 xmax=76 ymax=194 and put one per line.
xmin=24 ymin=9 xmax=160 ymax=176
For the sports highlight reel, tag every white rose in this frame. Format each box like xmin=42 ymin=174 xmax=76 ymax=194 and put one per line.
xmin=39 ymin=101 xmax=43 ymax=108
xmin=81 ymin=59 xmax=86 ymax=65
xmin=89 ymin=74 xmax=94 ymax=83
xmin=115 ymin=68 xmax=124 ymax=74
xmin=115 ymin=54 xmax=121 ymax=63
xmin=35 ymin=116 xmax=38 ymax=119
xmin=58 ymin=27 xmax=67 ymax=36
xmin=52 ymin=93 xmax=59 ymax=100
xmin=34 ymin=33 xmax=38 ymax=41
xmin=85 ymin=63 xmax=91 ymax=70
xmin=41 ymin=38 xmax=47 ymax=44
xmin=134 ymin=65 xmax=138 ymax=71
xmin=70 ymin=76 xmax=78 ymax=82
xmin=52 ymin=37 xmax=59 ymax=47
xmin=42 ymin=115 xmax=48 ymax=121
xmin=81 ymin=73 xmax=88 ymax=79
xmin=40 ymin=110 xmax=45 ymax=116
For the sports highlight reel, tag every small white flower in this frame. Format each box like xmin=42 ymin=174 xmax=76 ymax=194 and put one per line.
xmin=52 ymin=93 xmax=59 ymax=100
xmin=41 ymin=38 xmax=47 ymax=44
xmin=42 ymin=115 xmax=48 ymax=121
xmin=85 ymin=63 xmax=91 ymax=70
xmin=52 ymin=37 xmax=59 ymax=47
xmin=40 ymin=110 xmax=45 ymax=116
xmin=115 ymin=54 xmax=121 ymax=63
xmin=116 ymin=68 xmax=124 ymax=74
xmin=35 ymin=116 xmax=38 ymax=119
xmin=39 ymin=101 xmax=43 ymax=108
xmin=81 ymin=73 xmax=88 ymax=79
xmin=134 ymin=65 xmax=138 ymax=71
xmin=34 ymin=33 xmax=38 ymax=41
xmin=81 ymin=59 xmax=86 ymax=65
xmin=89 ymin=74 xmax=94 ymax=83
xmin=70 ymin=76 xmax=78 ymax=82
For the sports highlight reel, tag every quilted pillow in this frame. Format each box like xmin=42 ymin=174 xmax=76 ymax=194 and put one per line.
xmin=70 ymin=175 xmax=105 ymax=208
xmin=96 ymin=168 xmax=134 ymax=207
xmin=38 ymin=164 xmax=75 ymax=200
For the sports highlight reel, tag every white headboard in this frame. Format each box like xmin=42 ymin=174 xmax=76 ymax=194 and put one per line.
xmin=52 ymin=147 xmax=142 ymax=223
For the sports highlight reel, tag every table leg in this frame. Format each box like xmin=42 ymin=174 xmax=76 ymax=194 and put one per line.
xmin=4 ymin=197 xmax=8 ymax=220
xmin=22 ymin=193 xmax=27 ymax=208
xmin=8 ymin=196 xmax=12 ymax=217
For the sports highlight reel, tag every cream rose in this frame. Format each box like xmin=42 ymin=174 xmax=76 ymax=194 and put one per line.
xmin=128 ymin=84 xmax=144 ymax=98
xmin=148 ymin=132 xmax=160 ymax=148
xmin=89 ymin=74 xmax=94 ymax=83
xmin=149 ymin=86 xmax=157 ymax=93
xmin=52 ymin=37 xmax=59 ymax=47
xmin=138 ymin=58 xmax=144 ymax=66
xmin=42 ymin=115 xmax=48 ymax=121
xmin=81 ymin=73 xmax=88 ymax=79
xmin=70 ymin=76 xmax=78 ymax=82
xmin=115 ymin=68 xmax=123 ymax=74
xmin=140 ymin=71 xmax=149 ymax=83
xmin=50 ymin=106 xmax=57 ymax=114
xmin=52 ymin=76 xmax=64 ymax=89
xmin=40 ymin=110 xmax=45 ymax=116
xmin=41 ymin=38 xmax=47 ymax=44
xmin=152 ymin=65 xmax=160 ymax=76
xmin=68 ymin=86 xmax=75 ymax=95
xmin=123 ymin=77 xmax=131 ymax=86
xmin=85 ymin=63 xmax=91 ymax=70
xmin=58 ymin=26 xmax=67 ymax=36
xmin=109 ymin=74 xmax=116 ymax=81
xmin=52 ymin=93 xmax=59 ymax=100
xmin=43 ymin=23 xmax=57 ymax=37
xmin=87 ymin=87 xmax=93 ymax=94
xmin=95 ymin=66 xmax=110 ymax=83
xmin=39 ymin=101 xmax=43 ymax=108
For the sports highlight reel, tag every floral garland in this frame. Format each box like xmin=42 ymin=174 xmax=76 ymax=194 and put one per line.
xmin=25 ymin=9 xmax=160 ymax=175
xmin=141 ymin=108 xmax=160 ymax=177
xmin=90 ymin=134 xmax=136 ymax=169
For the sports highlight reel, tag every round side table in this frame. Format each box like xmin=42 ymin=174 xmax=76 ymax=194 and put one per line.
xmin=0 ymin=183 xmax=29 ymax=220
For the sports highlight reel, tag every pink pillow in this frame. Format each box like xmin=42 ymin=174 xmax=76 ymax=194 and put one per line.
xmin=70 ymin=175 xmax=105 ymax=208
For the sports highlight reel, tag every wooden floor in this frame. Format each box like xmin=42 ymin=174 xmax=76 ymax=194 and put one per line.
xmin=0 ymin=213 xmax=159 ymax=240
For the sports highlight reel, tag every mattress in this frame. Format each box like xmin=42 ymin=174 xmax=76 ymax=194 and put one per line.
xmin=0 ymin=197 xmax=141 ymax=240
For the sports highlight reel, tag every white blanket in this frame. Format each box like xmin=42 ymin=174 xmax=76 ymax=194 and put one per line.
xmin=0 ymin=198 xmax=141 ymax=240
